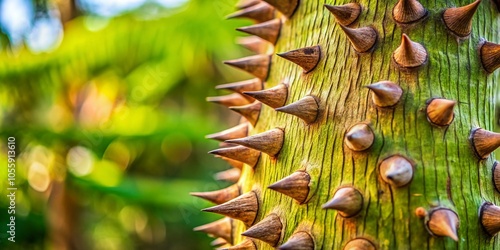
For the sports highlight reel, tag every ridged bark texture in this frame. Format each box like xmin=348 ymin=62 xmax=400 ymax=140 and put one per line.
xmin=222 ymin=0 xmax=500 ymax=249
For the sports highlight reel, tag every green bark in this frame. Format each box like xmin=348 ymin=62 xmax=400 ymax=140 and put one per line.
xmin=226 ymin=0 xmax=500 ymax=249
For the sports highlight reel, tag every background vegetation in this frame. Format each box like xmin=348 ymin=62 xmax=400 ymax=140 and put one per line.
xmin=0 ymin=0 xmax=248 ymax=248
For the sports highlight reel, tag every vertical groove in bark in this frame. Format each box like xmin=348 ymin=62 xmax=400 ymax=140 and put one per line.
xmin=230 ymin=0 xmax=500 ymax=249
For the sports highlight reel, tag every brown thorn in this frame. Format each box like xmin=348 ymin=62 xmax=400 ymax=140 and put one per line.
xmin=322 ymin=187 xmax=363 ymax=218
xmin=202 ymin=192 xmax=259 ymax=227
xmin=261 ymin=0 xmax=299 ymax=17
xmin=277 ymin=45 xmax=321 ymax=73
xmin=469 ymin=127 xmax=500 ymax=159
xmin=366 ymin=81 xmax=403 ymax=108
xmin=216 ymin=78 xmax=263 ymax=98
xmin=479 ymin=202 xmax=500 ymax=236
xmin=392 ymin=33 xmax=428 ymax=69
xmin=227 ymin=2 xmax=275 ymax=23
xmin=392 ymin=0 xmax=428 ymax=24
xmin=221 ymin=238 xmax=257 ymax=250
xmin=206 ymin=123 xmax=249 ymax=142
xmin=224 ymin=55 xmax=271 ymax=81
xmin=243 ymin=83 xmax=288 ymax=108
xmin=217 ymin=156 xmax=245 ymax=170
xmin=191 ymin=184 xmax=240 ymax=205
xmin=194 ymin=217 xmax=233 ymax=243
xmin=229 ymin=102 xmax=262 ymax=127
xmin=268 ymin=171 xmax=310 ymax=204
xmin=207 ymin=93 xmax=252 ymax=107
xmin=278 ymin=231 xmax=314 ymax=250
xmin=226 ymin=128 xmax=284 ymax=156
xmin=324 ymin=3 xmax=361 ymax=26
xmin=343 ymin=238 xmax=376 ymax=250
xmin=426 ymin=208 xmax=459 ymax=241
xmin=275 ymin=96 xmax=319 ymax=124
xmin=209 ymin=145 xmax=261 ymax=168
xmin=339 ymin=25 xmax=378 ymax=53
xmin=344 ymin=123 xmax=375 ymax=152
xmin=214 ymin=168 xmax=242 ymax=183
xmin=442 ymin=0 xmax=481 ymax=38
xmin=379 ymin=155 xmax=414 ymax=187
xmin=242 ymin=213 xmax=282 ymax=246
xmin=236 ymin=36 xmax=270 ymax=54
xmin=479 ymin=41 xmax=500 ymax=74
xmin=236 ymin=19 xmax=281 ymax=44
xmin=426 ymin=98 xmax=456 ymax=127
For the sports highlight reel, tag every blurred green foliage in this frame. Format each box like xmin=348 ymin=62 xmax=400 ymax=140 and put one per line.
xmin=0 ymin=0 xmax=255 ymax=249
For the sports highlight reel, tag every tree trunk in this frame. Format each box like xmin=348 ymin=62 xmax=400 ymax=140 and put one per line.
xmin=197 ymin=0 xmax=500 ymax=249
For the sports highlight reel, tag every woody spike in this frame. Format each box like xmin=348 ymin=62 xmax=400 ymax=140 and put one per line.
xmin=344 ymin=238 xmax=376 ymax=250
xmin=206 ymin=123 xmax=249 ymax=142
xmin=339 ymin=25 xmax=378 ymax=53
xmin=479 ymin=41 xmax=500 ymax=73
xmin=217 ymin=156 xmax=245 ymax=170
xmin=216 ymin=78 xmax=263 ymax=95
xmin=426 ymin=208 xmax=459 ymax=241
xmin=479 ymin=202 xmax=500 ymax=236
xmin=243 ymin=83 xmax=288 ymax=108
xmin=345 ymin=123 xmax=375 ymax=152
xmin=278 ymin=231 xmax=314 ymax=250
xmin=277 ymin=45 xmax=321 ymax=73
xmin=261 ymin=0 xmax=299 ymax=17
xmin=324 ymin=3 xmax=361 ymax=26
xmin=426 ymin=98 xmax=456 ymax=126
xmin=209 ymin=146 xmax=261 ymax=168
xmin=214 ymin=168 xmax=241 ymax=183
xmin=242 ymin=213 xmax=282 ymax=246
xmin=275 ymin=96 xmax=319 ymax=124
xmin=392 ymin=33 xmax=428 ymax=69
xmin=224 ymin=55 xmax=271 ymax=81
xmin=469 ymin=128 xmax=500 ymax=159
xmin=229 ymin=102 xmax=262 ymax=126
xmin=236 ymin=36 xmax=270 ymax=54
xmin=366 ymin=81 xmax=403 ymax=108
xmin=442 ymin=0 xmax=481 ymax=38
xmin=190 ymin=184 xmax=240 ymax=205
xmin=268 ymin=171 xmax=310 ymax=204
xmin=194 ymin=217 xmax=233 ymax=242
xmin=392 ymin=0 xmax=427 ymax=24
xmin=202 ymin=191 xmax=258 ymax=227
xmin=322 ymin=187 xmax=363 ymax=218
xmin=226 ymin=128 xmax=284 ymax=156
xmin=222 ymin=238 xmax=257 ymax=250
xmin=236 ymin=19 xmax=281 ymax=44
xmin=493 ymin=161 xmax=500 ymax=193
xmin=227 ymin=2 xmax=275 ymax=23
xmin=379 ymin=155 xmax=414 ymax=187
xmin=207 ymin=93 xmax=251 ymax=107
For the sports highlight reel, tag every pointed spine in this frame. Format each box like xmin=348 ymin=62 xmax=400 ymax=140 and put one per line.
xmin=392 ymin=0 xmax=428 ymax=24
xmin=479 ymin=41 xmax=500 ymax=74
xmin=222 ymin=238 xmax=257 ymax=250
xmin=217 ymin=156 xmax=245 ymax=169
xmin=324 ymin=3 xmax=361 ymax=26
xmin=191 ymin=184 xmax=240 ymax=205
xmin=227 ymin=2 xmax=275 ymax=23
xmin=206 ymin=123 xmax=249 ymax=142
xmin=261 ymin=0 xmax=299 ymax=17
xmin=425 ymin=208 xmax=459 ymax=241
xmin=236 ymin=19 xmax=281 ymax=44
xmin=366 ymin=81 xmax=403 ymax=108
xmin=209 ymin=146 xmax=261 ymax=168
xmin=278 ymin=231 xmax=314 ymax=250
xmin=322 ymin=187 xmax=363 ymax=218
xmin=243 ymin=83 xmax=288 ymax=108
xmin=343 ymin=238 xmax=376 ymax=250
xmin=277 ymin=45 xmax=322 ymax=73
xmin=392 ymin=33 xmax=428 ymax=69
xmin=207 ymin=93 xmax=251 ymax=107
xmin=469 ymin=128 xmax=500 ymax=159
xmin=344 ymin=123 xmax=375 ymax=152
xmin=268 ymin=171 xmax=310 ymax=204
xmin=339 ymin=25 xmax=378 ymax=53
xmin=425 ymin=98 xmax=456 ymax=126
xmin=202 ymin=192 xmax=259 ymax=227
xmin=442 ymin=0 xmax=481 ymax=38
xmin=479 ymin=202 xmax=500 ymax=236
xmin=216 ymin=78 xmax=263 ymax=95
xmin=194 ymin=217 xmax=233 ymax=242
xmin=214 ymin=168 xmax=241 ymax=183
xmin=226 ymin=128 xmax=284 ymax=156
xmin=224 ymin=55 xmax=271 ymax=81
xmin=229 ymin=102 xmax=262 ymax=127
xmin=275 ymin=96 xmax=319 ymax=124
xmin=379 ymin=155 xmax=414 ymax=187
xmin=236 ymin=36 xmax=270 ymax=54
xmin=242 ymin=213 xmax=282 ymax=246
